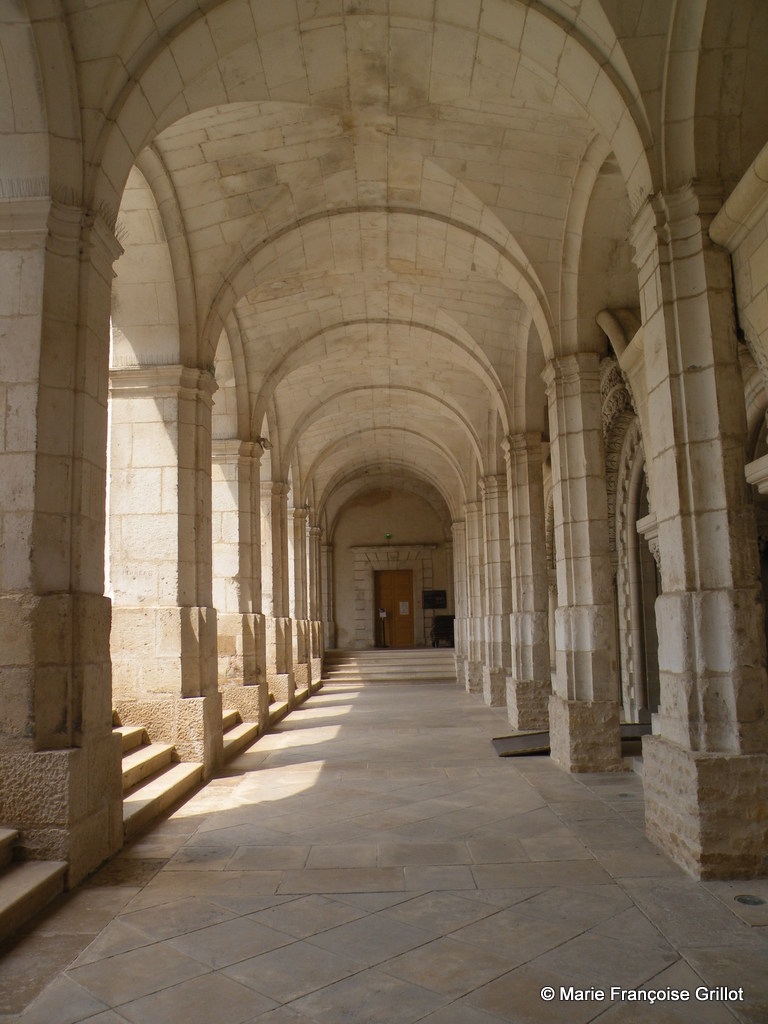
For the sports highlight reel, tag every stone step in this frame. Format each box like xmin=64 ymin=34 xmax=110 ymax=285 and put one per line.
xmin=324 ymin=661 xmax=455 ymax=671
xmin=223 ymin=721 xmax=260 ymax=760
xmin=324 ymin=659 xmax=455 ymax=668
xmin=0 ymin=861 xmax=67 ymax=944
xmin=323 ymin=662 xmax=456 ymax=674
xmin=114 ymin=725 xmax=147 ymax=754
xmin=123 ymin=762 xmax=203 ymax=840
xmin=121 ymin=743 xmax=175 ymax=794
xmin=325 ymin=650 xmax=455 ymax=660
xmin=326 ymin=677 xmax=457 ymax=686
xmin=323 ymin=671 xmax=456 ymax=683
xmin=324 ymin=658 xmax=456 ymax=667
xmin=222 ymin=708 xmax=241 ymax=731
xmin=268 ymin=700 xmax=290 ymax=728
xmin=322 ymin=648 xmax=457 ymax=685
xmin=0 ymin=829 xmax=19 ymax=870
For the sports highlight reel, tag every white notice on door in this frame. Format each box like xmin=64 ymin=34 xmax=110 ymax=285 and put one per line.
xmin=399 ymin=601 xmax=409 ymax=615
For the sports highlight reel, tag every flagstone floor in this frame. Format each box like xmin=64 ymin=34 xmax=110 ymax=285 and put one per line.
xmin=1 ymin=681 xmax=766 ymax=1024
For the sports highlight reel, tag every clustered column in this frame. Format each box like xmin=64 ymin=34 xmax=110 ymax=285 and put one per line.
xmin=288 ymin=504 xmax=311 ymax=689
xmin=211 ymin=439 xmax=268 ymax=728
xmin=451 ymin=520 xmax=469 ymax=687
xmin=109 ymin=364 xmax=222 ymax=774
xmin=308 ymin=522 xmax=324 ymax=681
xmin=261 ymin=481 xmax=294 ymax=702
xmin=320 ymin=540 xmax=335 ymax=649
xmin=631 ymin=185 xmax=768 ymax=878
xmin=0 ymin=201 xmax=123 ymax=883
xmin=503 ymin=433 xmax=551 ymax=730
xmin=464 ymin=501 xmax=486 ymax=693
xmin=480 ymin=476 xmax=512 ymax=706
xmin=543 ymin=353 xmax=621 ymax=771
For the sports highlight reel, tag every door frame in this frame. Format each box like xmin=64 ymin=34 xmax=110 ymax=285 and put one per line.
xmin=349 ymin=544 xmax=440 ymax=649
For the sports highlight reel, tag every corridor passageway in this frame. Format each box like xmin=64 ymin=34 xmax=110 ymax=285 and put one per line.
xmin=4 ymin=0 xmax=768 ymax=900
xmin=3 ymin=676 xmax=766 ymax=1023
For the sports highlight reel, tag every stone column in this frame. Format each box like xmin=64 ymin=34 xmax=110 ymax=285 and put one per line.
xmin=464 ymin=501 xmax=486 ymax=693
xmin=444 ymin=538 xmax=455 ymax=623
xmin=0 ymin=201 xmax=123 ymax=883
xmin=261 ymin=481 xmax=294 ymax=702
xmin=211 ymin=439 xmax=268 ymax=728
xmin=543 ymin=354 xmax=621 ymax=771
xmin=503 ymin=433 xmax=551 ymax=730
xmin=630 ymin=185 xmax=768 ymax=878
xmin=289 ymin=504 xmax=311 ymax=689
xmin=321 ymin=542 xmax=336 ymax=649
xmin=109 ymin=364 xmax=222 ymax=775
xmin=480 ymin=476 xmax=512 ymax=706
xmin=308 ymin=523 xmax=324 ymax=682
xmin=451 ymin=520 xmax=469 ymax=687
xmin=547 ymin=574 xmax=558 ymax=672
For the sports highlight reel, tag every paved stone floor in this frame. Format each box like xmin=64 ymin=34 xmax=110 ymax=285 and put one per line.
xmin=1 ymin=682 xmax=767 ymax=1024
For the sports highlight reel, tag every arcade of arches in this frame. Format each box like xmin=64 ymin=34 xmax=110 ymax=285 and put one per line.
xmin=2 ymin=0 xmax=768 ymax=890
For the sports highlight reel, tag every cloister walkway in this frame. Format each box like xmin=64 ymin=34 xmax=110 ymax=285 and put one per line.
xmin=1 ymin=680 xmax=766 ymax=1024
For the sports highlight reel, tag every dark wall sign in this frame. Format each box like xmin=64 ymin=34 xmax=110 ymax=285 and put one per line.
xmin=422 ymin=589 xmax=447 ymax=609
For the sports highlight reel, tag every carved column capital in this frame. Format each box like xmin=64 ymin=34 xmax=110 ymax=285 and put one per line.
xmin=636 ymin=511 xmax=661 ymax=570
xmin=212 ymin=439 xmax=264 ymax=463
xmin=542 ymin=352 xmax=601 ymax=397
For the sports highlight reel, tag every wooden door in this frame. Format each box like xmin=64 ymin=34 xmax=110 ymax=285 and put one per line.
xmin=374 ymin=569 xmax=414 ymax=648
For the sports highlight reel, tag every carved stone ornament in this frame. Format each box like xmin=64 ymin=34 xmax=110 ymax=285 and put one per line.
xmin=600 ymin=356 xmax=634 ymax=439
xmin=755 ymin=509 xmax=768 ymax=556
xmin=636 ymin=511 xmax=661 ymax=571
xmin=647 ymin=536 xmax=661 ymax=569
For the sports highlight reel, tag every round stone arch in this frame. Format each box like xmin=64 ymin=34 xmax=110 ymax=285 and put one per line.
xmin=559 ymin=139 xmax=641 ymax=360
xmin=302 ymin=426 xmax=470 ymax=504
xmin=327 ymin=471 xmax=455 ymax=651
xmin=110 ymin=163 xmax=184 ymax=367
xmin=211 ymin=315 xmax=252 ymax=442
xmin=89 ymin=0 xmax=653 ymax=222
xmin=279 ymin=386 xmax=485 ymax=485
xmin=2 ymin=1 xmax=82 ymax=201
xmin=325 ymin=473 xmax=453 ymax=544
xmin=320 ymin=460 xmax=464 ymax=530
xmin=111 ymin=147 xmax=199 ymax=368
xmin=202 ymin=208 xmax=556 ymax=367
xmin=251 ymin=317 xmax=512 ymax=436
xmin=319 ymin=455 xmax=462 ymax=652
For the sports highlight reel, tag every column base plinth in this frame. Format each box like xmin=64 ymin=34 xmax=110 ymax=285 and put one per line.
xmin=548 ymin=694 xmax=622 ymax=772
xmin=482 ymin=666 xmax=507 ymax=707
xmin=466 ymin=660 xmax=484 ymax=694
xmin=506 ymin=677 xmax=550 ymax=731
xmin=455 ymin=657 xmax=469 ymax=689
xmin=267 ymin=672 xmax=294 ymax=703
xmin=643 ymin=735 xmax=768 ymax=879
xmin=216 ymin=612 xmax=266 ymax=687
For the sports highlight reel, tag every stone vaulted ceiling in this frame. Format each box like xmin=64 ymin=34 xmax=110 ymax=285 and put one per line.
xmin=108 ymin=0 xmax=654 ymax=527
